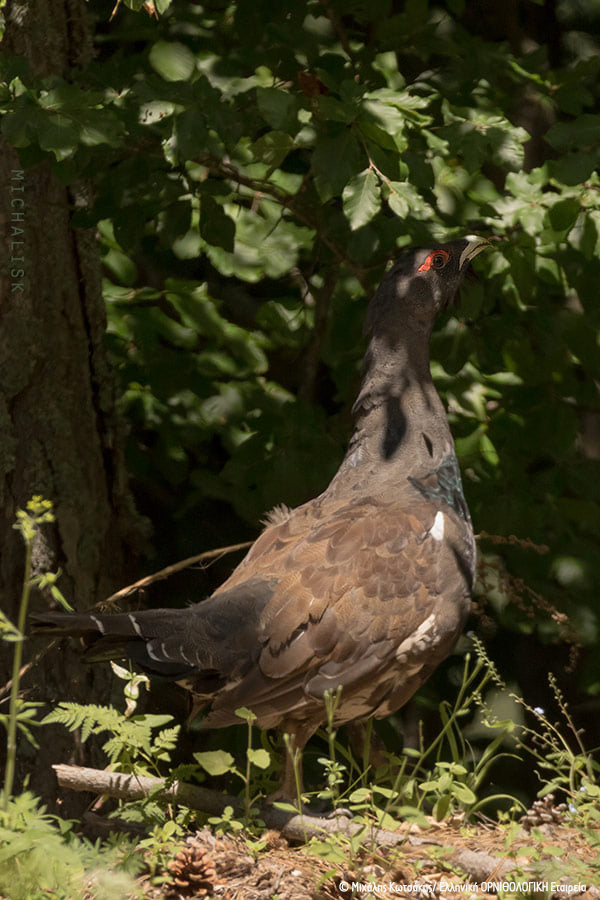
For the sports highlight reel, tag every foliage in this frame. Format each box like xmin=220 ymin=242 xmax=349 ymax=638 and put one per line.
xmin=511 ymin=673 xmax=600 ymax=824
xmin=41 ymin=640 xmax=518 ymax=829
xmin=42 ymin=701 xmax=179 ymax=775
xmin=6 ymin=0 xmax=596 ymax=667
xmin=42 ymin=659 xmax=180 ymax=777
xmin=0 ymin=504 xmax=143 ymax=899
xmin=2 ymin=0 xmax=600 ymax=817
xmin=317 ymin=645 xmax=521 ymax=827
xmin=0 ymin=791 xmax=140 ymax=900
xmin=193 ymin=706 xmax=271 ymax=827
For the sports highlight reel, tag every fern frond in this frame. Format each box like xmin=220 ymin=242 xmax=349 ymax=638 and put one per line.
xmin=152 ymin=725 xmax=180 ymax=760
xmin=42 ymin=703 xmax=122 ymax=742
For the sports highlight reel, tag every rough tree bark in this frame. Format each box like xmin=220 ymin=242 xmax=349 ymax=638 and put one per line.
xmin=0 ymin=0 xmax=145 ymax=809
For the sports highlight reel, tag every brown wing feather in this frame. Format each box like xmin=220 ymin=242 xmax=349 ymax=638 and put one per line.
xmin=205 ymin=494 xmax=470 ymax=730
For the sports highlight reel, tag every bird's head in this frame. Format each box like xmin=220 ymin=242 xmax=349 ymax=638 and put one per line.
xmin=366 ymin=237 xmax=490 ymax=344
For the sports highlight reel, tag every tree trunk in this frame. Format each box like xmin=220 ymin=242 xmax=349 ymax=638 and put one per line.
xmin=0 ymin=0 xmax=144 ymax=809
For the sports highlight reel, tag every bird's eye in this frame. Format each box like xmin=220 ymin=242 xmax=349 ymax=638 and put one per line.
xmin=417 ymin=249 xmax=450 ymax=272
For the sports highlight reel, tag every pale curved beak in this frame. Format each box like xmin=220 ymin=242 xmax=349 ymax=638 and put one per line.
xmin=459 ymin=236 xmax=492 ymax=270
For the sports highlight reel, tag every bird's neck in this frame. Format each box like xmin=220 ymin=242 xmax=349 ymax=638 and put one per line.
xmin=330 ymin=330 xmax=455 ymax=492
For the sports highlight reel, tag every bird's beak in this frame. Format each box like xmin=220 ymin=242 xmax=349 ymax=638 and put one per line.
xmin=459 ymin=236 xmax=491 ymax=271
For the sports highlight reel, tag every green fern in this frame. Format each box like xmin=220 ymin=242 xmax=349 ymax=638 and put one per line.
xmin=43 ymin=703 xmax=123 ymax=741
xmin=43 ymin=703 xmax=179 ymax=776
xmin=152 ymin=725 xmax=181 ymax=762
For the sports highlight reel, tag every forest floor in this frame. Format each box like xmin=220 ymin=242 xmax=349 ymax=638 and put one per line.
xmin=139 ymin=814 xmax=600 ymax=900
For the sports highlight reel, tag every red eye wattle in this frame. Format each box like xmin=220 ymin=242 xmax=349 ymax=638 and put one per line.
xmin=418 ymin=250 xmax=450 ymax=272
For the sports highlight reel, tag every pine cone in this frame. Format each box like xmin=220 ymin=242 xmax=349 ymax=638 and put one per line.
xmin=519 ymin=793 xmax=568 ymax=830
xmin=166 ymin=839 xmax=217 ymax=897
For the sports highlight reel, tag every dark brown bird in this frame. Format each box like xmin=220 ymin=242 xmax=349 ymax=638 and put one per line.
xmin=31 ymin=237 xmax=489 ymax=799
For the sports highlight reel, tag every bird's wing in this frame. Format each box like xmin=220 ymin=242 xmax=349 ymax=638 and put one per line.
xmin=203 ymin=493 xmax=470 ymax=726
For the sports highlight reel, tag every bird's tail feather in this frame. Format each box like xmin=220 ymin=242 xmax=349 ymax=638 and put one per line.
xmin=29 ymin=608 xmax=196 ymax=676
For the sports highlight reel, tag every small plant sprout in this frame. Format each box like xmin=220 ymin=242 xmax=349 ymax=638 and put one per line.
xmin=2 ymin=497 xmax=69 ymax=811
xmin=193 ymin=708 xmax=271 ymax=829
xmin=317 ymin=686 xmax=347 ymax=808
xmin=236 ymin=706 xmax=271 ymax=823
xmin=110 ymin=661 xmax=150 ymax=717
xmin=511 ymin=673 xmax=600 ymax=818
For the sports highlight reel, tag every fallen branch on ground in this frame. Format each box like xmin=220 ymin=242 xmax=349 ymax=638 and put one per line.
xmin=53 ymin=763 xmax=515 ymax=880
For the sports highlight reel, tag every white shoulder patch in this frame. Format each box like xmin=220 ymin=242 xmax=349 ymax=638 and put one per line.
xmin=396 ymin=612 xmax=437 ymax=662
xmin=429 ymin=510 xmax=445 ymax=541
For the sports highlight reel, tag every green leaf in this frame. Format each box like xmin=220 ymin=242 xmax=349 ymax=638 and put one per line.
xmin=547 ymin=198 xmax=580 ymax=234
xmin=37 ymin=115 xmax=80 ymax=159
xmin=247 ymin=748 xmax=271 ymax=769
xmin=134 ymin=713 xmax=173 ymax=727
xmin=1 ymin=106 xmax=42 ymax=148
xmin=0 ymin=610 xmax=22 ymax=642
xmin=272 ymin=801 xmax=301 ymax=813
xmin=360 ymin=98 xmax=406 ymax=137
xmin=348 ymin=788 xmax=372 ymax=803
xmin=451 ymin=782 xmax=477 ymax=805
xmin=418 ymin=779 xmax=440 ymax=791
xmin=38 ymin=82 xmax=102 ymax=111
xmin=175 ymin=108 xmax=209 ymax=160
xmin=251 ymin=130 xmax=295 ymax=169
xmin=316 ymin=94 xmax=358 ymax=124
xmin=312 ymin=130 xmax=364 ymax=201
xmin=149 ymin=41 xmax=196 ymax=82
xmin=545 ymin=114 xmax=600 ymax=150
xmin=549 ymin=153 xmax=596 ymax=186
xmin=193 ymin=749 xmax=236 ymax=776
xmin=486 ymin=121 xmax=528 ymax=170
xmin=79 ymin=110 xmax=124 ymax=148
xmin=555 ymin=82 xmax=594 ymax=116
xmin=342 ymin=169 xmax=381 ymax=230
xmin=433 ymin=794 xmax=451 ymax=820
xmin=479 ymin=433 xmax=499 ymax=467
xmin=200 ymin=195 xmax=235 ymax=252
xmin=256 ymin=87 xmax=299 ymax=132
xmin=386 ymin=181 xmax=426 ymax=218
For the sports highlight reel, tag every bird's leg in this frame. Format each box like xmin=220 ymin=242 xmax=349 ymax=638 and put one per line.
xmin=347 ymin=720 xmax=389 ymax=771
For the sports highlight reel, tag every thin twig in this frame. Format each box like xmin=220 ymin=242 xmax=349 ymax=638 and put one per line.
xmin=100 ymin=541 xmax=253 ymax=606
xmin=476 ymin=530 xmax=549 ymax=554
xmin=0 ymin=645 xmax=54 ymax=700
